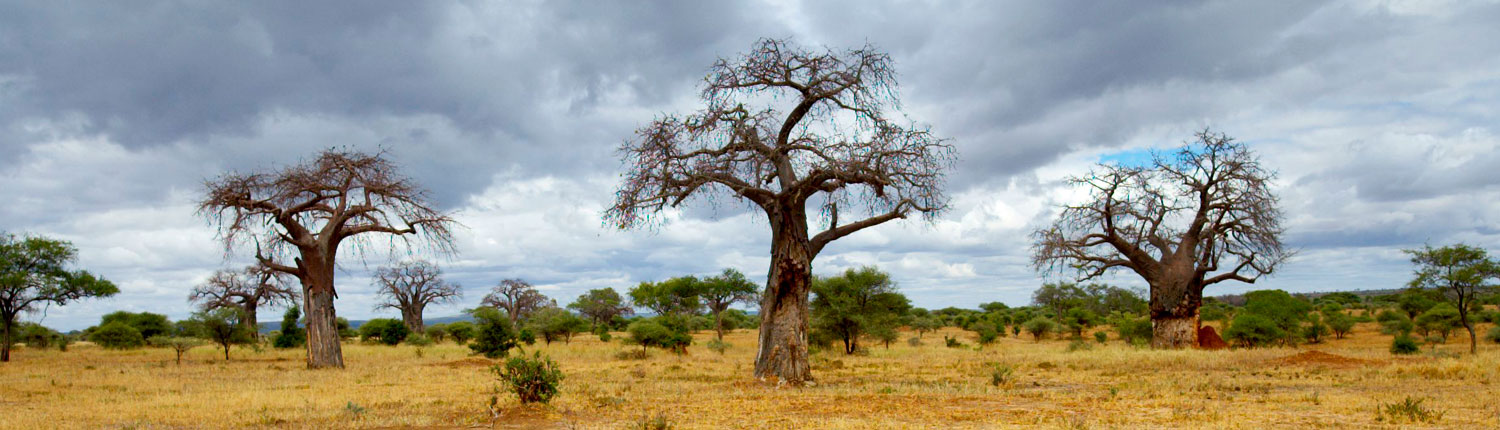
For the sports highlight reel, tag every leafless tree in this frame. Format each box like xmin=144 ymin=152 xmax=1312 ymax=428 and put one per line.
xmin=605 ymin=39 xmax=954 ymax=384
xmin=372 ymin=260 xmax=462 ymax=333
xmin=188 ymin=264 xmax=297 ymax=337
xmin=198 ymin=149 xmax=456 ymax=368
xmin=481 ymin=279 xmax=552 ymax=326
xmin=1032 ymin=130 xmax=1290 ymax=348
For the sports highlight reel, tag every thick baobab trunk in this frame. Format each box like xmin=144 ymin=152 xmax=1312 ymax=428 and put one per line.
xmin=301 ymin=261 xmax=344 ymax=369
xmin=1 ymin=315 xmax=14 ymax=363
xmin=242 ymin=304 xmax=259 ymax=339
xmin=1149 ymin=277 xmax=1203 ymax=349
xmin=401 ymin=306 xmax=425 ymax=334
xmin=754 ymin=212 xmax=814 ymax=385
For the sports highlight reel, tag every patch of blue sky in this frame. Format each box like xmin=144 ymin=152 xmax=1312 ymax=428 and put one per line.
xmin=1097 ymin=147 xmax=1155 ymax=168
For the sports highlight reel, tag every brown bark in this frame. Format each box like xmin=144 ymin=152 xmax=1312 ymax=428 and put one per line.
xmin=301 ymin=261 xmax=344 ymax=369
xmin=1 ymin=315 xmax=13 ymax=362
xmin=401 ymin=306 xmax=425 ymax=334
xmin=754 ymin=210 xmax=814 ymax=385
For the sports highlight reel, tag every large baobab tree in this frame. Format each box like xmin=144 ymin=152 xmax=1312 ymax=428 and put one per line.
xmin=605 ymin=38 xmax=954 ymax=384
xmin=481 ymin=279 xmax=551 ymax=326
xmin=1032 ymin=130 xmax=1290 ymax=348
xmin=1 ymin=233 xmax=118 ymax=362
xmin=199 ymin=149 xmax=456 ymax=368
xmin=189 ymin=264 xmax=297 ymax=337
xmin=372 ymin=260 xmax=462 ymax=333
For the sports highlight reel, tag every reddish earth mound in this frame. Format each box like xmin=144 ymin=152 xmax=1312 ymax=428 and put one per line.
xmin=429 ymin=358 xmax=496 ymax=368
xmin=1274 ymin=351 xmax=1373 ymax=367
xmin=1197 ymin=326 xmax=1228 ymax=349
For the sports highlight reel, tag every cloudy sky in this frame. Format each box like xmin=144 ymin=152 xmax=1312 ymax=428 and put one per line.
xmin=4 ymin=0 xmax=1498 ymax=330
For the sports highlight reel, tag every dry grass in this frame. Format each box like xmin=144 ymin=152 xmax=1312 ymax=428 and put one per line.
xmin=3 ymin=323 xmax=1499 ymax=429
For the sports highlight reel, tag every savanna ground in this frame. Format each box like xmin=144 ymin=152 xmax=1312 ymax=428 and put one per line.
xmin=3 ymin=323 xmax=1499 ymax=429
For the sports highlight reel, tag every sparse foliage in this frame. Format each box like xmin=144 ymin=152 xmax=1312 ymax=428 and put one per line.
xmin=1032 ymin=130 xmax=1289 ymax=348
xmin=496 ymin=351 xmax=563 ymax=404
xmin=481 ymin=279 xmax=552 ymax=326
xmin=372 ymin=260 xmax=462 ymax=333
xmin=189 ymin=265 xmax=296 ymax=338
xmin=604 ymin=38 xmax=954 ymax=384
xmin=198 ymin=149 xmax=457 ymax=368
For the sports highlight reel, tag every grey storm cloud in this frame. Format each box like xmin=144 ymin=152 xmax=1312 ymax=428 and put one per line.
xmin=3 ymin=0 xmax=1499 ymax=329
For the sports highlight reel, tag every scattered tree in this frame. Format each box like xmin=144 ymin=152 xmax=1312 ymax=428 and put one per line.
xmin=199 ymin=149 xmax=457 ymax=368
xmin=468 ymin=307 xmax=519 ymax=358
xmin=447 ymin=321 xmax=476 ymax=345
xmin=625 ymin=319 xmax=691 ymax=354
xmin=0 ymin=233 xmax=118 ymax=362
xmin=567 ymin=288 xmax=633 ymax=331
xmin=149 ymin=335 xmax=205 ymax=365
xmin=89 ymin=322 xmax=145 ymax=349
xmin=481 ymin=279 xmax=552 ymax=327
xmin=810 ymin=267 xmax=911 ymax=355
xmin=1023 ymin=317 xmax=1057 ymax=341
xmin=605 ymin=38 xmax=954 ymax=384
xmin=1032 ymin=130 xmax=1290 ymax=348
xmin=273 ymin=305 xmax=305 ymax=348
xmin=193 ymin=308 xmax=252 ymax=361
xmin=699 ymin=269 xmax=759 ymax=340
xmin=189 ymin=265 xmax=296 ymax=338
xmin=358 ymin=318 xmax=410 ymax=346
xmin=526 ymin=307 xmax=589 ymax=344
xmin=1404 ymin=243 xmax=1498 ymax=354
xmin=372 ymin=260 xmax=462 ymax=333
xmin=629 ymin=276 xmax=703 ymax=317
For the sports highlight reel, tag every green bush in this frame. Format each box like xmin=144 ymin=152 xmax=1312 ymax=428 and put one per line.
xmin=625 ymin=320 xmax=690 ymax=354
xmin=1094 ymin=331 xmax=1108 ymax=344
xmin=424 ymin=324 xmax=449 ymax=343
xmin=705 ymin=339 xmax=731 ymax=354
xmin=89 ymin=321 xmax=145 ymax=349
xmin=1326 ymin=313 xmax=1355 ymax=339
xmin=1390 ymin=335 xmax=1420 ymax=355
xmin=447 ymin=321 xmax=476 ymax=344
xmin=598 ymin=331 xmax=612 ymax=342
xmin=976 ymin=326 xmax=998 ymax=345
xmin=272 ymin=306 xmax=305 ymax=349
xmin=1224 ymin=313 xmax=1285 ymax=348
xmin=944 ymin=335 xmax=964 ymax=348
xmin=16 ymin=322 xmax=64 ymax=349
xmin=358 ymin=319 xmax=410 ymax=345
xmin=1413 ymin=304 xmax=1460 ymax=341
xmin=1486 ymin=326 xmax=1500 ymax=344
xmin=1302 ymin=315 xmax=1329 ymax=344
xmin=468 ymin=308 xmax=519 ymax=358
xmin=405 ymin=334 xmax=434 ymax=347
xmin=1110 ymin=313 xmax=1152 ymax=345
xmin=1066 ymin=339 xmax=1092 ymax=352
xmin=495 ymin=351 xmax=563 ymax=404
xmin=1023 ymin=317 xmax=1057 ymax=341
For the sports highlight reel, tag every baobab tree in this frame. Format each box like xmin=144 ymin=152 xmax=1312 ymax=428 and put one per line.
xmin=481 ymin=279 xmax=552 ymax=326
xmin=605 ymin=38 xmax=954 ymax=384
xmin=199 ymin=149 xmax=456 ymax=368
xmin=188 ymin=264 xmax=297 ymax=337
xmin=1032 ymin=130 xmax=1289 ymax=348
xmin=373 ymin=260 xmax=462 ymax=333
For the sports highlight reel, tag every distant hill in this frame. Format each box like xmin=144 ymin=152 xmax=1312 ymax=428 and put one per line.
xmin=258 ymin=314 xmax=476 ymax=335
xmin=1210 ymin=288 xmax=1403 ymax=307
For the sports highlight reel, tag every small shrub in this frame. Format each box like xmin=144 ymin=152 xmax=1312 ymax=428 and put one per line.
xmin=1023 ymin=317 xmax=1057 ymax=341
xmin=446 ymin=321 xmax=476 ymax=344
xmin=634 ymin=413 xmax=674 ymax=430
xmin=1486 ymin=326 xmax=1500 ymax=344
xmin=468 ymin=308 xmax=519 ymax=358
xmin=424 ymin=324 xmax=449 ymax=343
xmin=907 ymin=336 xmax=922 ymax=347
xmin=976 ymin=326 xmax=998 ymax=345
xmin=705 ymin=339 xmax=731 ymax=354
xmin=1093 ymin=331 xmax=1108 ymax=344
xmin=495 ymin=351 xmax=563 ymax=404
xmin=405 ymin=334 xmax=434 ymax=347
xmin=1224 ymin=313 xmax=1285 ymax=348
xmin=944 ymin=335 xmax=964 ymax=348
xmin=988 ymin=363 xmax=1014 ymax=387
xmin=1066 ymin=340 xmax=1092 ymax=352
xmin=1379 ymin=396 xmax=1443 ymax=423
xmin=358 ymin=319 xmax=409 ymax=346
xmin=1390 ymin=336 xmax=1420 ymax=355
xmin=625 ymin=320 xmax=690 ymax=354
xmin=272 ymin=306 xmax=305 ymax=349
xmin=615 ymin=349 xmax=650 ymax=360
xmin=598 ymin=331 xmax=612 ymax=342
xmin=1111 ymin=314 xmax=1152 ymax=345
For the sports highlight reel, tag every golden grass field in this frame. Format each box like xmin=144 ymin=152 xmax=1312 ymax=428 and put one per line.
xmin=3 ymin=322 xmax=1498 ymax=429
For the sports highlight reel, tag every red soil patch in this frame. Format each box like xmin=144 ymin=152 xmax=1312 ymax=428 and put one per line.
xmin=1273 ymin=350 xmax=1374 ymax=367
xmin=428 ymin=357 xmax=497 ymax=368
xmin=1197 ymin=326 xmax=1228 ymax=350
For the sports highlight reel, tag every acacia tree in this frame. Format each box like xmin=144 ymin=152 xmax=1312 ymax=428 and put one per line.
xmin=605 ymin=39 xmax=952 ymax=384
xmin=188 ymin=264 xmax=297 ymax=337
xmin=372 ymin=260 xmax=462 ymax=333
xmin=810 ymin=266 xmax=910 ymax=355
xmin=701 ymin=268 xmax=759 ymax=340
xmin=0 ymin=233 xmax=118 ymax=362
xmin=199 ymin=149 xmax=456 ymax=368
xmin=1405 ymin=244 xmax=1498 ymax=355
xmin=481 ymin=279 xmax=552 ymax=326
xmin=629 ymin=276 xmax=703 ymax=317
xmin=1032 ymin=130 xmax=1290 ymax=348
xmin=567 ymin=288 xmax=633 ymax=330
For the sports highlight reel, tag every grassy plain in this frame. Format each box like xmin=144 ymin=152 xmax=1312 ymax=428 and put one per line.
xmin=2 ymin=323 xmax=1499 ymax=429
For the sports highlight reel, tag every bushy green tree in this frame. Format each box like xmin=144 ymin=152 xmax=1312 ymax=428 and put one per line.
xmin=89 ymin=321 xmax=145 ymax=349
xmin=1060 ymin=307 xmax=1099 ymax=339
xmin=699 ymin=268 xmax=759 ymax=341
xmin=567 ymin=288 xmax=633 ymax=331
xmin=0 ymin=233 xmax=118 ymax=362
xmin=100 ymin=311 xmax=173 ymax=340
xmin=496 ymin=351 xmax=563 ymax=404
xmin=809 ymin=266 xmax=911 ymax=355
xmin=1413 ymin=303 xmax=1461 ymax=342
xmin=625 ymin=319 xmax=690 ymax=354
xmin=629 ymin=276 xmax=703 ymax=317
xmin=468 ymin=307 xmax=518 ymax=358
xmin=1110 ymin=313 xmax=1153 ymax=345
xmin=526 ymin=307 xmax=590 ymax=344
xmin=192 ymin=308 xmax=252 ymax=361
xmin=16 ymin=322 xmax=64 ymax=349
xmin=424 ymin=324 xmax=449 ymax=343
xmin=1023 ymin=317 xmax=1057 ymax=341
xmin=1376 ymin=309 xmax=1413 ymax=336
xmin=1405 ymin=243 xmax=1499 ymax=354
xmin=1241 ymin=290 xmax=1312 ymax=345
xmin=358 ymin=318 xmax=410 ymax=346
xmin=1224 ymin=313 xmax=1285 ymax=348
xmin=1326 ymin=312 xmax=1355 ymax=339
xmin=447 ymin=321 xmax=476 ymax=344
xmin=1390 ymin=335 xmax=1420 ymax=355
xmin=1302 ymin=314 xmax=1329 ymax=344
xmin=272 ymin=305 xmax=305 ymax=349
